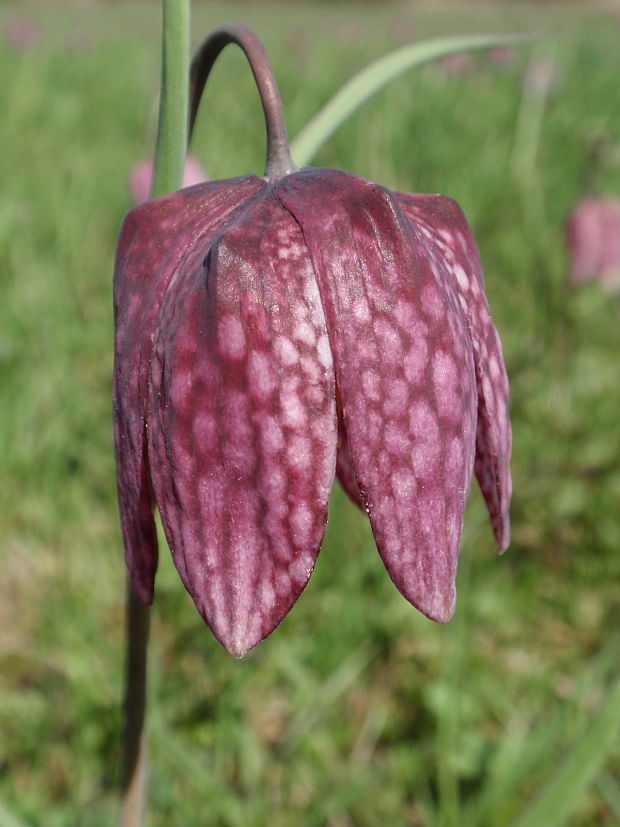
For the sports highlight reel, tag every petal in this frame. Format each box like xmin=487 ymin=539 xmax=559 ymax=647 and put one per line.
xmin=334 ymin=387 xmax=364 ymax=509
xmin=336 ymin=413 xmax=365 ymax=510
xmin=113 ymin=176 xmax=266 ymax=602
xmin=395 ymin=193 xmax=512 ymax=550
xmin=277 ymin=169 xmax=477 ymax=622
xmin=147 ymin=191 xmax=337 ymax=656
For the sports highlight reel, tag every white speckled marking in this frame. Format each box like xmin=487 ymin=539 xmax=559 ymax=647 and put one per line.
xmin=294 ymin=320 xmax=316 ymax=346
xmin=453 ymin=264 xmax=469 ymax=291
xmin=432 ymin=350 xmax=459 ymax=419
xmin=403 ymin=340 xmax=429 ymax=385
xmin=317 ymin=334 xmax=332 ymax=368
xmin=353 ymin=296 xmax=371 ymax=322
xmin=289 ymin=503 xmax=314 ymax=543
xmin=287 ymin=435 xmax=313 ymax=470
xmin=218 ymin=313 xmax=246 ymax=360
xmin=273 ymin=335 xmax=298 ymax=366
xmin=280 ymin=382 xmax=306 ymax=429
xmin=248 ymin=350 xmax=277 ymax=402
xmin=362 ymin=369 xmax=381 ymax=401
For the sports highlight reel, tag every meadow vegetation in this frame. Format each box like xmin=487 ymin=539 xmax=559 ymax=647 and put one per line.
xmin=0 ymin=2 xmax=619 ymax=825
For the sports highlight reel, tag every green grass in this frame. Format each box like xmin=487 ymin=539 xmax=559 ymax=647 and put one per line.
xmin=1 ymin=1 xmax=620 ymax=825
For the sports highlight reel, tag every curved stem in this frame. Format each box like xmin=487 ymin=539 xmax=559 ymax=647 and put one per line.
xmin=189 ymin=23 xmax=296 ymax=180
xmin=119 ymin=583 xmax=151 ymax=827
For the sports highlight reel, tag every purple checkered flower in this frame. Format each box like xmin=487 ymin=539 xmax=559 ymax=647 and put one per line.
xmin=114 ymin=167 xmax=511 ymax=656
xmin=113 ymin=24 xmax=511 ymax=657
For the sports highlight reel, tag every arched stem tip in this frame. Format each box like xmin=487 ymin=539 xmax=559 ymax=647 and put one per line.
xmin=189 ymin=22 xmax=297 ymax=180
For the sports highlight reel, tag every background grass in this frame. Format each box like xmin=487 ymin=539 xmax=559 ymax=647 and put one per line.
xmin=1 ymin=1 xmax=619 ymax=825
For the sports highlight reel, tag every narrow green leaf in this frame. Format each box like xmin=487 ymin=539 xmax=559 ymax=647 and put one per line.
xmin=513 ymin=676 xmax=620 ymax=827
xmin=466 ymin=632 xmax=620 ymax=827
xmin=0 ymin=797 xmax=30 ymax=827
xmin=290 ymin=33 xmax=536 ymax=167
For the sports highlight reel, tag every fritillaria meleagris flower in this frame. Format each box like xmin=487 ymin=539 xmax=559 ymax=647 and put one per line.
xmin=440 ymin=51 xmax=474 ymax=76
xmin=113 ymin=25 xmax=511 ymax=657
xmin=566 ymin=196 xmax=620 ymax=292
xmin=4 ymin=17 xmax=41 ymax=51
xmin=522 ymin=56 xmax=559 ymax=100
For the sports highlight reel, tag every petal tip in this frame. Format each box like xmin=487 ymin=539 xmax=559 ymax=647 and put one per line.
xmin=424 ymin=594 xmax=456 ymax=625
xmin=128 ymin=575 xmax=155 ymax=606
xmin=393 ymin=575 xmax=456 ymax=625
xmin=217 ymin=626 xmax=264 ymax=659
xmin=495 ymin=534 xmax=511 ymax=556
xmin=493 ymin=513 xmax=511 ymax=554
xmin=228 ymin=643 xmax=252 ymax=660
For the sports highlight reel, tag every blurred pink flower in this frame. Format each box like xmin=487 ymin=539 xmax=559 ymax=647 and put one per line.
xmin=129 ymin=155 xmax=208 ymax=204
xmin=489 ymin=46 xmax=516 ymax=67
xmin=440 ymin=52 xmax=475 ymax=76
xmin=566 ymin=196 xmax=620 ymax=291
xmin=522 ymin=56 xmax=559 ymax=99
xmin=5 ymin=17 xmax=41 ymax=51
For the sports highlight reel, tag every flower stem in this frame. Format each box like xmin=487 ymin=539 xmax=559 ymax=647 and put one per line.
xmin=151 ymin=0 xmax=190 ymax=198
xmin=119 ymin=584 xmax=151 ymax=827
xmin=120 ymin=1 xmax=189 ymax=824
xmin=189 ymin=23 xmax=296 ymax=180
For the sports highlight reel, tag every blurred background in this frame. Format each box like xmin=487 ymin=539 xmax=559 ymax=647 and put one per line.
xmin=1 ymin=1 xmax=619 ymax=825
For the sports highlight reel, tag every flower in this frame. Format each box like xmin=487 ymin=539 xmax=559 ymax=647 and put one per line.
xmin=114 ymin=166 xmax=511 ymax=657
xmin=129 ymin=155 xmax=208 ymax=205
xmin=566 ymin=196 xmax=620 ymax=292
xmin=439 ymin=52 xmax=475 ymax=76
xmin=4 ymin=17 xmax=41 ymax=51
xmin=488 ymin=46 xmax=516 ymax=67
xmin=522 ymin=56 xmax=559 ymax=100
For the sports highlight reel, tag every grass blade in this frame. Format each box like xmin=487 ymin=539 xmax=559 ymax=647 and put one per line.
xmin=0 ymin=797 xmax=30 ymax=827
xmin=513 ymin=675 xmax=620 ymax=827
xmin=290 ymin=33 xmax=536 ymax=167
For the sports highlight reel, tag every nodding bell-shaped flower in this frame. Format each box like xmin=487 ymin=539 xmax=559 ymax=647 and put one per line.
xmin=113 ymin=25 xmax=512 ymax=657
xmin=566 ymin=196 xmax=620 ymax=292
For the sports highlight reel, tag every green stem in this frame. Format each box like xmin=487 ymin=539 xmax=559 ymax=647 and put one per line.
xmin=120 ymin=2 xmax=190 ymax=825
xmin=151 ymin=0 xmax=190 ymax=198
